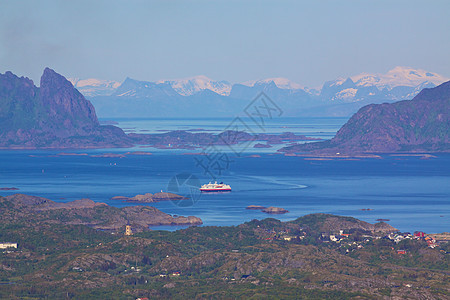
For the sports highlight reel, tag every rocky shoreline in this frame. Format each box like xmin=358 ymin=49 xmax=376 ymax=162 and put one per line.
xmin=0 ymin=187 xmax=19 ymax=191
xmin=246 ymin=205 xmax=289 ymax=214
xmin=2 ymin=194 xmax=202 ymax=232
xmin=111 ymin=192 xmax=186 ymax=203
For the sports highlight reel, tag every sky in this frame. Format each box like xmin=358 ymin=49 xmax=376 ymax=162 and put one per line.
xmin=0 ymin=0 xmax=449 ymax=87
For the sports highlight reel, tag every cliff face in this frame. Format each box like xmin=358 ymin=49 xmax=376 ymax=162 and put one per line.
xmin=0 ymin=71 xmax=39 ymax=131
xmin=281 ymin=81 xmax=450 ymax=153
xmin=39 ymin=68 xmax=99 ymax=133
xmin=0 ymin=68 xmax=130 ymax=148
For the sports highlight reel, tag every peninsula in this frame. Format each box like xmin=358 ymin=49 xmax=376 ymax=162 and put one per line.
xmin=2 ymin=194 xmax=202 ymax=232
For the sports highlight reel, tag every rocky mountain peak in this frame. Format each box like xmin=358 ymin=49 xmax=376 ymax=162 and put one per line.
xmin=0 ymin=68 xmax=130 ymax=148
xmin=39 ymin=67 xmax=99 ymax=128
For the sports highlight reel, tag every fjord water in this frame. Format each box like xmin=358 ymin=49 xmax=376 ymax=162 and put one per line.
xmin=0 ymin=117 xmax=448 ymax=233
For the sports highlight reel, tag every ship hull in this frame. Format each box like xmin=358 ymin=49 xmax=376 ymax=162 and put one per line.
xmin=200 ymin=188 xmax=232 ymax=192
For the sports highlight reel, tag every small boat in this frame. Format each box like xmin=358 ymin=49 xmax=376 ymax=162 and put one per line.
xmin=200 ymin=181 xmax=231 ymax=192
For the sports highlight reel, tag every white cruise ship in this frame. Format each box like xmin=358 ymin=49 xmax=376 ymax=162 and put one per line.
xmin=200 ymin=182 xmax=231 ymax=192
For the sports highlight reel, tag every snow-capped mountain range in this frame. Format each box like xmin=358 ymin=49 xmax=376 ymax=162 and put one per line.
xmin=71 ymin=67 xmax=449 ymax=117
xmin=69 ymin=78 xmax=121 ymax=97
xmin=351 ymin=66 xmax=448 ymax=89
xmin=319 ymin=67 xmax=448 ymax=102
xmin=320 ymin=69 xmax=446 ymax=104
xmin=73 ymin=66 xmax=448 ymax=99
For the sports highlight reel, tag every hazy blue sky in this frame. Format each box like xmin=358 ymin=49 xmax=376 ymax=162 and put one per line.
xmin=1 ymin=0 xmax=449 ymax=87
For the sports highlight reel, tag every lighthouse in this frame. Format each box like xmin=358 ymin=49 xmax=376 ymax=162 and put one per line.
xmin=125 ymin=219 xmax=133 ymax=236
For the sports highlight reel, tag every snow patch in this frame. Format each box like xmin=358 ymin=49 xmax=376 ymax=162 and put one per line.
xmin=68 ymin=78 xmax=121 ymax=97
xmin=332 ymin=88 xmax=358 ymax=102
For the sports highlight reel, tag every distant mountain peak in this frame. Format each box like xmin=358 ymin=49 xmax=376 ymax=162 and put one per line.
xmin=157 ymin=75 xmax=231 ymax=96
xmin=166 ymin=74 xmax=212 ymax=82
xmin=112 ymin=77 xmax=180 ymax=98
xmin=242 ymin=77 xmax=303 ymax=90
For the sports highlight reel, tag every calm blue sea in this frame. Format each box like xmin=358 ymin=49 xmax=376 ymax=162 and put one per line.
xmin=0 ymin=117 xmax=449 ymax=233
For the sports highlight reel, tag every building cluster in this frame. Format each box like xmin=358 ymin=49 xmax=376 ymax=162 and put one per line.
xmin=386 ymin=231 xmax=442 ymax=248
xmin=318 ymin=229 xmax=448 ymax=251
xmin=306 ymin=228 xmax=450 ymax=255
xmin=319 ymin=230 xmax=375 ymax=253
xmin=159 ymin=271 xmax=180 ymax=277
xmin=321 ymin=230 xmax=356 ymax=243
xmin=256 ymin=226 xmax=306 ymax=241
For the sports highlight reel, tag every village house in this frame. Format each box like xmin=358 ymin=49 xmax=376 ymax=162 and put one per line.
xmin=388 ymin=232 xmax=413 ymax=243
xmin=329 ymin=235 xmax=339 ymax=242
xmin=0 ymin=242 xmax=17 ymax=249
xmin=414 ymin=231 xmax=425 ymax=238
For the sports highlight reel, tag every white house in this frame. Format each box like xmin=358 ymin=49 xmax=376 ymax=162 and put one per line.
xmin=0 ymin=243 xmax=17 ymax=249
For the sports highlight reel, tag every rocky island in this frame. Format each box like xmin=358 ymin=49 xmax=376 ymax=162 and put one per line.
xmin=112 ymin=192 xmax=186 ymax=203
xmin=253 ymin=143 xmax=272 ymax=148
xmin=0 ymin=187 xmax=19 ymax=191
xmin=246 ymin=205 xmax=289 ymax=214
xmin=128 ymin=129 xmax=318 ymax=150
xmin=246 ymin=205 xmax=267 ymax=210
xmin=262 ymin=206 xmax=289 ymax=214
